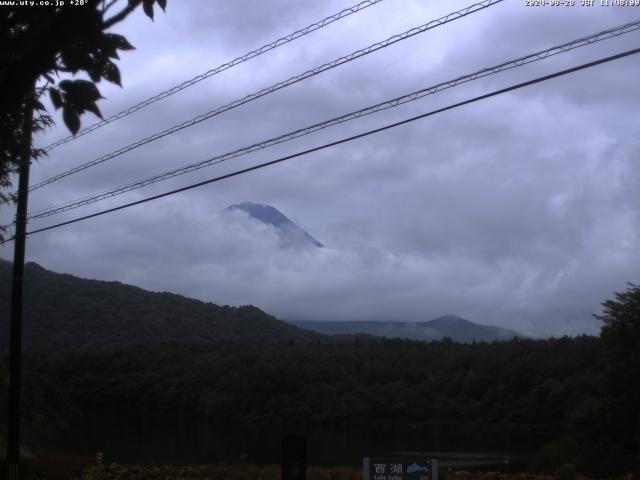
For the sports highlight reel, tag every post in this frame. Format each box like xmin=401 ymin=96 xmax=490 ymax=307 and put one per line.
xmin=6 ymin=87 xmax=34 ymax=480
xmin=281 ymin=434 xmax=306 ymax=480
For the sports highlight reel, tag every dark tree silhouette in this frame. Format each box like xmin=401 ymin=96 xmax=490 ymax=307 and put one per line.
xmin=0 ymin=0 xmax=167 ymax=217
xmin=596 ymin=282 xmax=640 ymax=344
xmin=592 ymin=283 xmax=640 ymax=473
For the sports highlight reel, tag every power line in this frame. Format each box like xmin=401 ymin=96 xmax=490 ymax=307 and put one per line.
xmin=26 ymin=19 xmax=640 ymax=221
xmin=28 ymin=0 xmax=503 ymax=192
xmin=5 ymin=45 xmax=636 ymax=243
xmin=41 ymin=0 xmax=387 ymax=153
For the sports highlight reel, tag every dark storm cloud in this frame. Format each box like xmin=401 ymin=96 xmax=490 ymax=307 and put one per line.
xmin=2 ymin=0 xmax=639 ymax=336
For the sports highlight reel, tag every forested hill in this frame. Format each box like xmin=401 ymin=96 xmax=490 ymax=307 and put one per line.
xmin=0 ymin=259 xmax=321 ymax=352
xmin=0 ymin=258 xmax=638 ymax=475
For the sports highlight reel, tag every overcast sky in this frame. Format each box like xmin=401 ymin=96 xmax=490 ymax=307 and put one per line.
xmin=2 ymin=0 xmax=639 ymax=336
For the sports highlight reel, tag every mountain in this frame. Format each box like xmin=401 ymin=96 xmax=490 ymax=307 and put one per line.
xmin=423 ymin=315 xmax=523 ymax=342
xmin=289 ymin=315 xmax=523 ymax=343
xmin=224 ymin=201 xmax=323 ymax=248
xmin=0 ymin=259 xmax=322 ymax=352
xmin=0 ymin=259 xmax=521 ymax=352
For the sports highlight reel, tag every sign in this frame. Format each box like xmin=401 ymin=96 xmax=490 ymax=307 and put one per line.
xmin=363 ymin=458 xmax=438 ymax=480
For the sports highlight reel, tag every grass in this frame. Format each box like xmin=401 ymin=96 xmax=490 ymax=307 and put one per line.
xmin=25 ymin=454 xmax=640 ymax=480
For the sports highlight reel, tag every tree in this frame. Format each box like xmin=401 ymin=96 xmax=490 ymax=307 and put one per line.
xmin=1 ymin=3 xmax=167 ymax=476
xmin=596 ymin=283 xmax=640 ymax=403
xmin=0 ymin=0 xmax=167 ymax=234
xmin=585 ymin=283 xmax=640 ymax=474
xmin=596 ymin=282 xmax=640 ymax=347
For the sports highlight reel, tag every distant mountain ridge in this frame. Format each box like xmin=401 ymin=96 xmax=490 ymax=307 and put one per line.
xmin=0 ymin=259 xmax=522 ymax=352
xmin=289 ymin=315 xmax=523 ymax=343
xmin=224 ymin=201 xmax=323 ymax=248
xmin=0 ymin=259 xmax=321 ymax=352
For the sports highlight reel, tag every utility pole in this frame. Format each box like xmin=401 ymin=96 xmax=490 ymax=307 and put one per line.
xmin=6 ymin=86 xmax=35 ymax=480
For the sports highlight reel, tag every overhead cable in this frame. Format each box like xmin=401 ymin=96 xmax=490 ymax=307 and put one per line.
xmin=4 ymin=45 xmax=636 ymax=242
xmin=41 ymin=0 xmax=387 ymax=152
xmin=28 ymin=0 xmax=504 ymax=192
xmin=27 ymin=19 xmax=640 ymax=220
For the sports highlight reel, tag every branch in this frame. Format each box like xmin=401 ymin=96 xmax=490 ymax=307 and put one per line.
xmin=103 ymin=0 xmax=141 ymax=29
xmin=35 ymin=79 xmax=51 ymax=100
xmin=101 ymin=0 xmax=119 ymax=15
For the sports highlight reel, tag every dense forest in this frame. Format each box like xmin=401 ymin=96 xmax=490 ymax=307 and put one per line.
xmin=0 ymin=261 xmax=638 ymax=476
xmin=0 ymin=331 xmax=637 ymax=476
xmin=0 ymin=260 xmax=321 ymax=351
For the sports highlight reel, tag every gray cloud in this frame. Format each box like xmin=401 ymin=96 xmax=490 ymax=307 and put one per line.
xmin=2 ymin=0 xmax=639 ymax=337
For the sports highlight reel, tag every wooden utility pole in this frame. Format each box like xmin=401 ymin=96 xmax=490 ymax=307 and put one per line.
xmin=6 ymin=86 xmax=35 ymax=480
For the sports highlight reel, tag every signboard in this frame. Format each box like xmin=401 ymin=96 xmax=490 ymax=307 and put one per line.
xmin=363 ymin=458 xmax=438 ymax=480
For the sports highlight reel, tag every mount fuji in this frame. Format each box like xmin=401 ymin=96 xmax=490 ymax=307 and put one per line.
xmin=224 ymin=202 xmax=324 ymax=249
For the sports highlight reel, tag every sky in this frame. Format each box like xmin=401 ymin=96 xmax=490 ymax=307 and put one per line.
xmin=1 ymin=0 xmax=639 ymax=336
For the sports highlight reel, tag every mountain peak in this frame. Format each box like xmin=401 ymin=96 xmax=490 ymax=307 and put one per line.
xmin=425 ymin=315 xmax=521 ymax=342
xmin=289 ymin=316 xmax=524 ymax=343
xmin=227 ymin=202 xmax=290 ymax=228
xmin=225 ymin=202 xmax=323 ymax=248
xmin=427 ymin=315 xmax=470 ymax=326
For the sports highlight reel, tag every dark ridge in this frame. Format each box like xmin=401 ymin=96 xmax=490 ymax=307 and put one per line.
xmin=0 ymin=260 xmax=324 ymax=352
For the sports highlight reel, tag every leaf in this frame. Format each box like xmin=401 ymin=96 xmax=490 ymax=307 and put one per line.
xmin=102 ymin=61 xmax=122 ymax=86
xmin=59 ymin=42 xmax=86 ymax=74
xmin=58 ymin=80 xmax=74 ymax=93
xmin=84 ymin=102 xmax=103 ymax=119
xmin=62 ymin=80 xmax=103 ymax=104
xmin=31 ymin=147 xmax=47 ymax=161
xmin=62 ymin=107 xmax=81 ymax=135
xmin=101 ymin=36 xmax=120 ymax=60
xmin=58 ymin=80 xmax=104 ymax=132
xmin=142 ymin=0 xmax=154 ymax=20
xmin=33 ymin=100 xmax=46 ymax=111
xmin=49 ymin=88 xmax=63 ymax=109
xmin=105 ymin=33 xmax=135 ymax=52
xmin=85 ymin=58 xmax=102 ymax=83
xmin=156 ymin=0 xmax=167 ymax=11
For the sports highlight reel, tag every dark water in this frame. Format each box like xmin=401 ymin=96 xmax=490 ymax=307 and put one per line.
xmin=46 ymin=414 xmax=551 ymax=467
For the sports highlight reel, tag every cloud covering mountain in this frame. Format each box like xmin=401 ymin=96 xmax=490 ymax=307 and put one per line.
xmin=224 ymin=202 xmax=323 ymax=248
xmin=290 ymin=315 xmax=523 ymax=343
xmin=0 ymin=1 xmax=638 ymax=337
